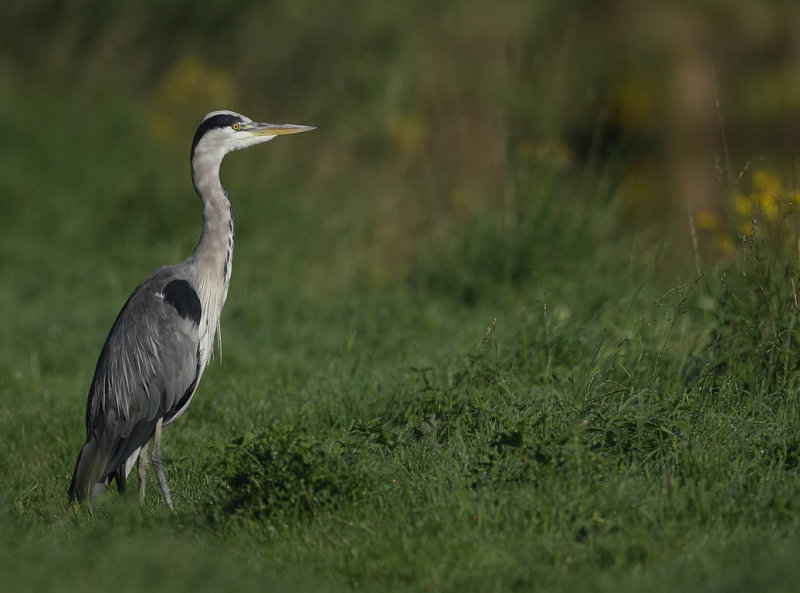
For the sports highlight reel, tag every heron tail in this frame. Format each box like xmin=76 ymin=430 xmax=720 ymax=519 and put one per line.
xmin=68 ymin=437 xmax=110 ymax=503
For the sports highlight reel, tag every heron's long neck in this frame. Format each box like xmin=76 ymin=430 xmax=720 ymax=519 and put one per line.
xmin=189 ymin=154 xmax=234 ymax=354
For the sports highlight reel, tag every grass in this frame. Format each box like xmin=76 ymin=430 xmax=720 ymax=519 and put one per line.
xmin=2 ymin=3 xmax=800 ymax=590
xmin=3 ymin=110 xmax=800 ymax=589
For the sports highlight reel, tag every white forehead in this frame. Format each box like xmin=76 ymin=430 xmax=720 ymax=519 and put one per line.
xmin=203 ymin=110 xmax=252 ymax=123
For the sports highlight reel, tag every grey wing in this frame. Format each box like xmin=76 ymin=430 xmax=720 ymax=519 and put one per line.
xmin=86 ymin=271 xmax=203 ymax=477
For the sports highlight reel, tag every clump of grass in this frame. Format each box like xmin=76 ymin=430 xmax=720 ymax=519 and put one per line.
xmin=203 ymin=423 xmax=381 ymax=523
xmin=698 ymin=216 xmax=800 ymax=398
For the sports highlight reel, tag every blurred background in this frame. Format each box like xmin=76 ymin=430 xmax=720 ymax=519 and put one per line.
xmin=1 ymin=0 xmax=799 ymax=295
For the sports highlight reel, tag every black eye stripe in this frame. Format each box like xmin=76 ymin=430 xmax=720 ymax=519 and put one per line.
xmin=191 ymin=114 xmax=243 ymax=157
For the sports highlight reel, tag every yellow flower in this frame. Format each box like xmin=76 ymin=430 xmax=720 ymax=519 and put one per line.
xmin=697 ymin=211 xmax=720 ymax=231
xmin=752 ymin=168 xmax=782 ymax=196
xmin=716 ymin=235 xmax=735 ymax=255
xmin=738 ymin=219 xmax=755 ymax=237
xmin=734 ymin=194 xmax=753 ymax=217
xmin=759 ymin=193 xmax=779 ymax=221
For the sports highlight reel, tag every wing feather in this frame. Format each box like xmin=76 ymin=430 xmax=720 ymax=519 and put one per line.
xmin=85 ymin=269 xmax=201 ymax=479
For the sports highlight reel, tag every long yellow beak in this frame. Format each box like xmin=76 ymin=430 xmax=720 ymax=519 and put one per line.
xmin=246 ymin=122 xmax=316 ymax=136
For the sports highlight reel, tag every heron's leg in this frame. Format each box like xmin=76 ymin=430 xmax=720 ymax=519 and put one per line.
xmin=138 ymin=442 xmax=150 ymax=504
xmin=151 ymin=417 xmax=174 ymax=510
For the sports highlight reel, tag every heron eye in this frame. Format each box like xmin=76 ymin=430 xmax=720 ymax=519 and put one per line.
xmin=232 ymin=123 xmax=240 ymax=130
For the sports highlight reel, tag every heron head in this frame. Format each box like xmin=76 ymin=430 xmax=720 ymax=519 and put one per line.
xmin=191 ymin=110 xmax=315 ymax=163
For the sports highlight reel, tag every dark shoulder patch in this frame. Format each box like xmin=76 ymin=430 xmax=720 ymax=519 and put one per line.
xmin=162 ymin=279 xmax=202 ymax=325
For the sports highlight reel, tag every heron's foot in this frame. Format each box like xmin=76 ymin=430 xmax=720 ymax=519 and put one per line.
xmin=151 ymin=417 xmax=175 ymax=511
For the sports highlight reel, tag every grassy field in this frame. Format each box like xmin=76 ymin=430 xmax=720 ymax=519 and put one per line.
xmin=2 ymin=2 xmax=800 ymax=592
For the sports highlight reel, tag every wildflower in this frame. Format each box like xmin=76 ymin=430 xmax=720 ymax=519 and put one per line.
xmin=752 ymin=168 xmax=782 ymax=196
xmin=734 ymin=194 xmax=753 ymax=218
xmin=716 ymin=235 xmax=735 ymax=255
xmin=697 ymin=211 xmax=721 ymax=232
xmin=759 ymin=192 xmax=779 ymax=221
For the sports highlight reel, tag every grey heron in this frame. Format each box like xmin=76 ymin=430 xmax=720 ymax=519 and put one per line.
xmin=68 ymin=110 xmax=314 ymax=509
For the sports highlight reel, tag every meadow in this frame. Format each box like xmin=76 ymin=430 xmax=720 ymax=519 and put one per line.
xmin=2 ymin=1 xmax=800 ymax=591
